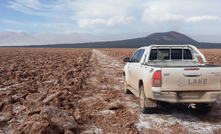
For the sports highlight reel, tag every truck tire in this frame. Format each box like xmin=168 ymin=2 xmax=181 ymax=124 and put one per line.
xmin=123 ymin=76 xmax=131 ymax=94
xmin=139 ymin=85 xmax=154 ymax=114
xmin=196 ymin=103 xmax=212 ymax=114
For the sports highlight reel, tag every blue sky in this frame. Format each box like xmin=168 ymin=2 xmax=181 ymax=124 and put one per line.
xmin=1 ymin=0 xmax=221 ymax=36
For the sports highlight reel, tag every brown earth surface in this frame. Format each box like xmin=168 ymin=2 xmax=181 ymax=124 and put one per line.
xmin=0 ymin=48 xmax=221 ymax=134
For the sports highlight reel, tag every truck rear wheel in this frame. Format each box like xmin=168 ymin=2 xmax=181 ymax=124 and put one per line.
xmin=139 ymin=85 xmax=154 ymax=114
xmin=123 ymin=76 xmax=131 ymax=94
xmin=196 ymin=103 xmax=212 ymax=114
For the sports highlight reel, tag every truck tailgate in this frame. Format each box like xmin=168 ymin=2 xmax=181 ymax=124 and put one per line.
xmin=161 ymin=67 xmax=221 ymax=91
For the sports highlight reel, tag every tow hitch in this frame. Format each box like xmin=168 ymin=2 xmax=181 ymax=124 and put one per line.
xmin=188 ymin=103 xmax=196 ymax=108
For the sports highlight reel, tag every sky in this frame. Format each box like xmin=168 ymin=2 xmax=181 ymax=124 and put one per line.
xmin=0 ymin=0 xmax=221 ymax=36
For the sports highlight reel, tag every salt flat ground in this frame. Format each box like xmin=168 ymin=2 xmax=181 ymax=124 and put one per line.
xmin=0 ymin=48 xmax=221 ymax=134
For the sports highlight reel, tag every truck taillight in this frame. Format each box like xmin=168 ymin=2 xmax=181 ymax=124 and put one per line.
xmin=152 ymin=70 xmax=161 ymax=87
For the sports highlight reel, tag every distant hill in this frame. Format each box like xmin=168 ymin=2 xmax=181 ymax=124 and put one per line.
xmin=0 ymin=32 xmax=34 ymax=45
xmin=146 ymin=31 xmax=197 ymax=43
xmin=2 ymin=31 xmax=221 ymax=48
xmin=0 ymin=31 xmax=149 ymax=46
xmin=0 ymin=32 xmax=95 ymax=46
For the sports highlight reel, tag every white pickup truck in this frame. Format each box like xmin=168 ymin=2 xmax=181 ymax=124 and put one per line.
xmin=123 ymin=44 xmax=221 ymax=114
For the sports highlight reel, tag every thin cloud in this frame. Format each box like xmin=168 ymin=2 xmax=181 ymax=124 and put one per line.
xmin=6 ymin=0 xmax=63 ymax=18
xmin=159 ymin=14 xmax=186 ymax=21
xmin=186 ymin=16 xmax=221 ymax=22
xmin=77 ymin=16 xmax=136 ymax=28
xmin=1 ymin=19 xmax=25 ymax=25
xmin=5 ymin=29 xmax=24 ymax=32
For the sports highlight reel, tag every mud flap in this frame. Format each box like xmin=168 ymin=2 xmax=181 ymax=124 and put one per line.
xmin=145 ymin=99 xmax=157 ymax=108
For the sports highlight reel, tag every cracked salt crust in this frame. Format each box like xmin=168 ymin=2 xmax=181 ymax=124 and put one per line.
xmin=113 ymin=86 xmax=121 ymax=90
xmin=136 ymin=111 xmax=221 ymax=134
xmin=13 ymin=105 xmax=26 ymax=114
xmin=82 ymin=125 xmax=102 ymax=134
xmin=126 ymin=102 xmax=139 ymax=108
xmin=100 ymin=110 xmax=115 ymax=116
xmin=0 ymin=83 xmax=24 ymax=91
xmin=80 ymin=94 xmax=105 ymax=102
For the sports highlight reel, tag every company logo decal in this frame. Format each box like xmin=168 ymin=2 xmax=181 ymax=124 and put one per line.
xmin=177 ymin=78 xmax=207 ymax=87
xmin=177 ymin=78 xmax=187 ymax=87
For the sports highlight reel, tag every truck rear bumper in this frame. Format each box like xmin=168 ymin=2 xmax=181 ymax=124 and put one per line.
xmin=153 ymin=91 xmax=221 ymax=103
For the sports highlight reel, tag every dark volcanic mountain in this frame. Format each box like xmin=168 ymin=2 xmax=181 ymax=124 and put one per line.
xmin=146 ymin=31 xmax=197 ymax=43
xmin=2 ymin=31 xmax=221 ymax=48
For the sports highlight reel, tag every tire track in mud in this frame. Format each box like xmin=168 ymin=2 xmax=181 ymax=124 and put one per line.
xmin=81 ymin=49 xmax=221 ymax=134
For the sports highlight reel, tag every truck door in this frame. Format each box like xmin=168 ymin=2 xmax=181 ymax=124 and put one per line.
xmin=128 ymin=50 xmax=140 ymax=87
xmin=129 ymin=49 xmax=145 ymax=90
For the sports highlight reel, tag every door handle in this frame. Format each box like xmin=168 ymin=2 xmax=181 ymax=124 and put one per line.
xmin=183 ymin=72 xmax=202 ymax=77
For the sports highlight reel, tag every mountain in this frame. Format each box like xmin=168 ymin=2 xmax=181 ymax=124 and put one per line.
xmin=0 ymin=31 xmax=150 ymax=46
xmin=0 ymin=32 xmax=97 ymax=46
xmin=146 ymin=31 xmax=197 ymax=43
xmin=1 ymin=31 xmax=221 ymax=48
xmin=0 ymin=32 xmax=34 ymax=45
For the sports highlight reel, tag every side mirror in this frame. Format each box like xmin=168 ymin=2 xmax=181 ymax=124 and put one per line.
xmin=123 ymin=57 xmax=130 ymax=62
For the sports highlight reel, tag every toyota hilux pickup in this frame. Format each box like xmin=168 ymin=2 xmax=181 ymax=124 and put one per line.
xmin=123 ymin=44 xmax=221 ymax=114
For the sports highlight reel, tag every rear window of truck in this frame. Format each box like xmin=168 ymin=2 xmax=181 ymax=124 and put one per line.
xmin=149 ymin=49 xmax=192 ymax=60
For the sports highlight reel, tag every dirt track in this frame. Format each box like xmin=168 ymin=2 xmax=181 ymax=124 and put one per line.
xmin=1 ymin=48 xmax=221 ymax=134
